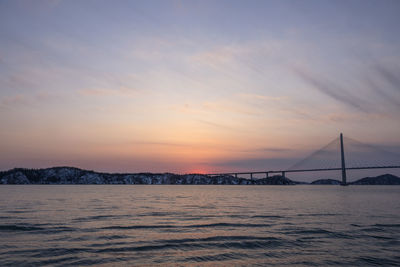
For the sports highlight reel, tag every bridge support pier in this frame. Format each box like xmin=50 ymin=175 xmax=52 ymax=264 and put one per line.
xmin=235 ymin=173 xmax=237 ymax=178
xmin=265 ymin=172 xmax=269 ymax=179
xmin=340 ymin=133 xmax=347 ymax=186
xmin=250 ymin=173 xmax=253 ymax=180
xmin=282 ymin=171 xmax=285 ymax=179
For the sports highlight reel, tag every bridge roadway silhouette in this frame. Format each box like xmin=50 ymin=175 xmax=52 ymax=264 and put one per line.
xmin=206 ymin=133 xmax=400 ymax=185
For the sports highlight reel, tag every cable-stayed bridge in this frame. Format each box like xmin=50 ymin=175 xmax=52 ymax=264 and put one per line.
xmin=207 ymin=133 xmax=400 ymax=185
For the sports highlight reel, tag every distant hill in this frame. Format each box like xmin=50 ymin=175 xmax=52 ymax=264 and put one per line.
xmin=309 ymin=174 xmax=400 ymax=185
xmin=350 ymin=174 xmax=400 ymax=185
xmin=311 ymin=179 xmax=341 ymax=185
xmin=0 ymin=167 xmax=299 ymax=185
xmin=1 ymin=167 xmax=398 ymax=185
xmin=252 ymin=175 xmax=298 ymax=185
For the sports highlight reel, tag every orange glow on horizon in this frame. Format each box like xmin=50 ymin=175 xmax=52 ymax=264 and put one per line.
xmin=184 ymin=166 xmax=211 ymax=175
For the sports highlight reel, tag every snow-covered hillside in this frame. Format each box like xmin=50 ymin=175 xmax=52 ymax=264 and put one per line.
xmin=0 ymin=167 xmax=297 ymax=185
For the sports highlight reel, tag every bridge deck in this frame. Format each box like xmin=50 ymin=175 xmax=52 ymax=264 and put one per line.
xmin=207 ymin=165 xmax=400 ymax=176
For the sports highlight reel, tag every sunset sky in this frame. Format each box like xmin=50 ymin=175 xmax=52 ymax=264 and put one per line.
xmin=1 ymin=0 xmax=399 ymax=174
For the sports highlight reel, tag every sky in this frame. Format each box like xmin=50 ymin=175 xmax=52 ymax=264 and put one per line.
xmin=0 ymin=0 xmax=399 ymax=178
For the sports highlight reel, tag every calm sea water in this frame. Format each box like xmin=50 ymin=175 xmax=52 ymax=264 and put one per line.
xmin=0 ymin=185 xmax=399 ymax=266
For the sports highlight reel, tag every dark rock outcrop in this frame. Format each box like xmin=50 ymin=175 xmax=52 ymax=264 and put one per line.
xmin=253 ymin=175 xmax=298 ymax=185
xmin=311 ymin=179 xmax=341 ymax=185
xmin=350 ymin=174 xmax=400 ymax=185
xmin=1 ymin=171 xmax=30 ymax=184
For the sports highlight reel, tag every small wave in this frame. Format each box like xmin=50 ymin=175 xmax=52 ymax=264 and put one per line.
xmin=97 ymin=234 xmax=128 ymax=240
xmin=178 ymin=216 xmax=214 ymax=221
xmin=281 ymin=228 xmax=332 ymax=235
xmin=72 ymin=214 xmax=130 ymax=222
xmin=63 ymin=257 xmax=121 ymax=266
xmin=220 ymin=240 xmax=284 ymax=249
xmin=160 ymin=235 xmax=282 ymax=244
xmin=251 ymin=215 xmax=284 ymax=219
xmin=225 ymin=214 xmax=248 ymax=218
xmin=3 ymin=247 xmax=89 ymax=259
xmin=0 ymin=224 xmax=44 ymax=231
xmin=366 ymin=235 xmax=394 ymax=240
xmin=183 ymin=252 xmax=245 ymax=262
xmin=297 ymin=213 xmax=339 ymax=217
xmin=0 ymin=224 xmax=75 ymax=233
xmin=88 ymin=241 xmax=129 ymax=248
xmin=68 ymin=235 xmax=286 ymax=255
xmin=293 ymin=229 xmax=333 ymax=234
xmin=355 ymin=256 xmax=400 ymax=266
xmin=95 ymin=238 xmax=285 ymax=253
xmin=373 ymin=223 xmax=400 ymax=228
xmin=33 ymin=256 xmax=79 ymax=266
xmin=139 ymin=211 xmax=185 ymax=217
xmin=95 ymin=243 xmax=187 ymax=253
xmin=101 ymin=222 xmax=271 ymax=230
xmin=189 ymin=222 xmax=270 ymax=228
xmin=183 ymin=204 xmax=216 ymax=209
xmin=102 ymin=225 xmax=175 ymax=230
xmin=360 ymin=227 xmax=386 ymax=233
xmin=384 ymin=240 xmax=400 ymax=246
xmin=282 ymin=228 xmax=352 ymax=239
xmin=5 ymin=210 xmax=32 ymax=214
xmin=66 ymin=234 xmax=128 ymax=243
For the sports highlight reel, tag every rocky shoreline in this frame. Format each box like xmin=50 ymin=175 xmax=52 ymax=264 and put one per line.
xmin=0 ymin=167 xmax=399 ymax=185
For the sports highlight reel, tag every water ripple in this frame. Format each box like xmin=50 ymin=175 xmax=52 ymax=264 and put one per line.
xmin=0 ymin=185 xmax=399 ymax=266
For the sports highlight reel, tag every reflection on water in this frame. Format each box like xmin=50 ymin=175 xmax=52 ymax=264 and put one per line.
xmin=0 ymin=185 xmax=399 ymax=266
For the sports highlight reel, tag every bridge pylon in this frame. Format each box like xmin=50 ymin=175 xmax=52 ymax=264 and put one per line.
xmin=340 ymin=133 xmax=347 ymax=186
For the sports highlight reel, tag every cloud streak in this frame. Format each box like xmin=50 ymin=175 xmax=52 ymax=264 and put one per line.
xmin=365 ymin=77 xmax=400 ymax=108
xmin=293 ymin=67 xmax=370 ymax=113
xmin=0 ymin=91 xmax=56 ymax=109
xmin=0 ymin=94 xmax=29 ymax=108
xmin=79 ymin=86 xmax=140 ymax=97
xmin=205 ymin=157 xmax=299 ymax=172
xmin=375 ymin=65 xmax=400 ymax=92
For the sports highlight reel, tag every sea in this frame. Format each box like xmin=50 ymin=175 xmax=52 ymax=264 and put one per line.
xmin=0 ymin=185 xmax=399 ymax=266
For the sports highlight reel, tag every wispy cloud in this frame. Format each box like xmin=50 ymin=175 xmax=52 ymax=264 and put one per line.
xmin=252 ymin=147 xmax=293 ymax=153
xmin=131 ymin=140 xmax=195 ymax=148
xmin=292 ymin=61 xmax=400 ymax=121
xmin=375 ymin=65 xmax=400 ymax=91
xmin=365 ymin=77 xmax=400 ymax=108
xmin=79 ymin=86 xmax=140 ymax=97
xmin=201 ymin=101 xmax=262 ymax=116
xmin=196 ymin=119 xmax=234 ymax=130
xmin=0 ymin=91 xmax=56 ymax=109
xmin=293 ymin=66 xmax=370 ymax=113
xmin=204 ymin=157 xmax=299 ymax=172
xmin=0 ymin=94 xmax=29 ymax=108
xmin=237 ymin=93 xmax=286 ymax=102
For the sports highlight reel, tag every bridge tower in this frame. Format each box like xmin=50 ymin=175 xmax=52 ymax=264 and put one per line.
xmin=340 ymin=133 xmax=347 ymax=186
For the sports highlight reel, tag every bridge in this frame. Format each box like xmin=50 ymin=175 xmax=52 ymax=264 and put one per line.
xmin=207 ymin=133 xmax=400 ymax=185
